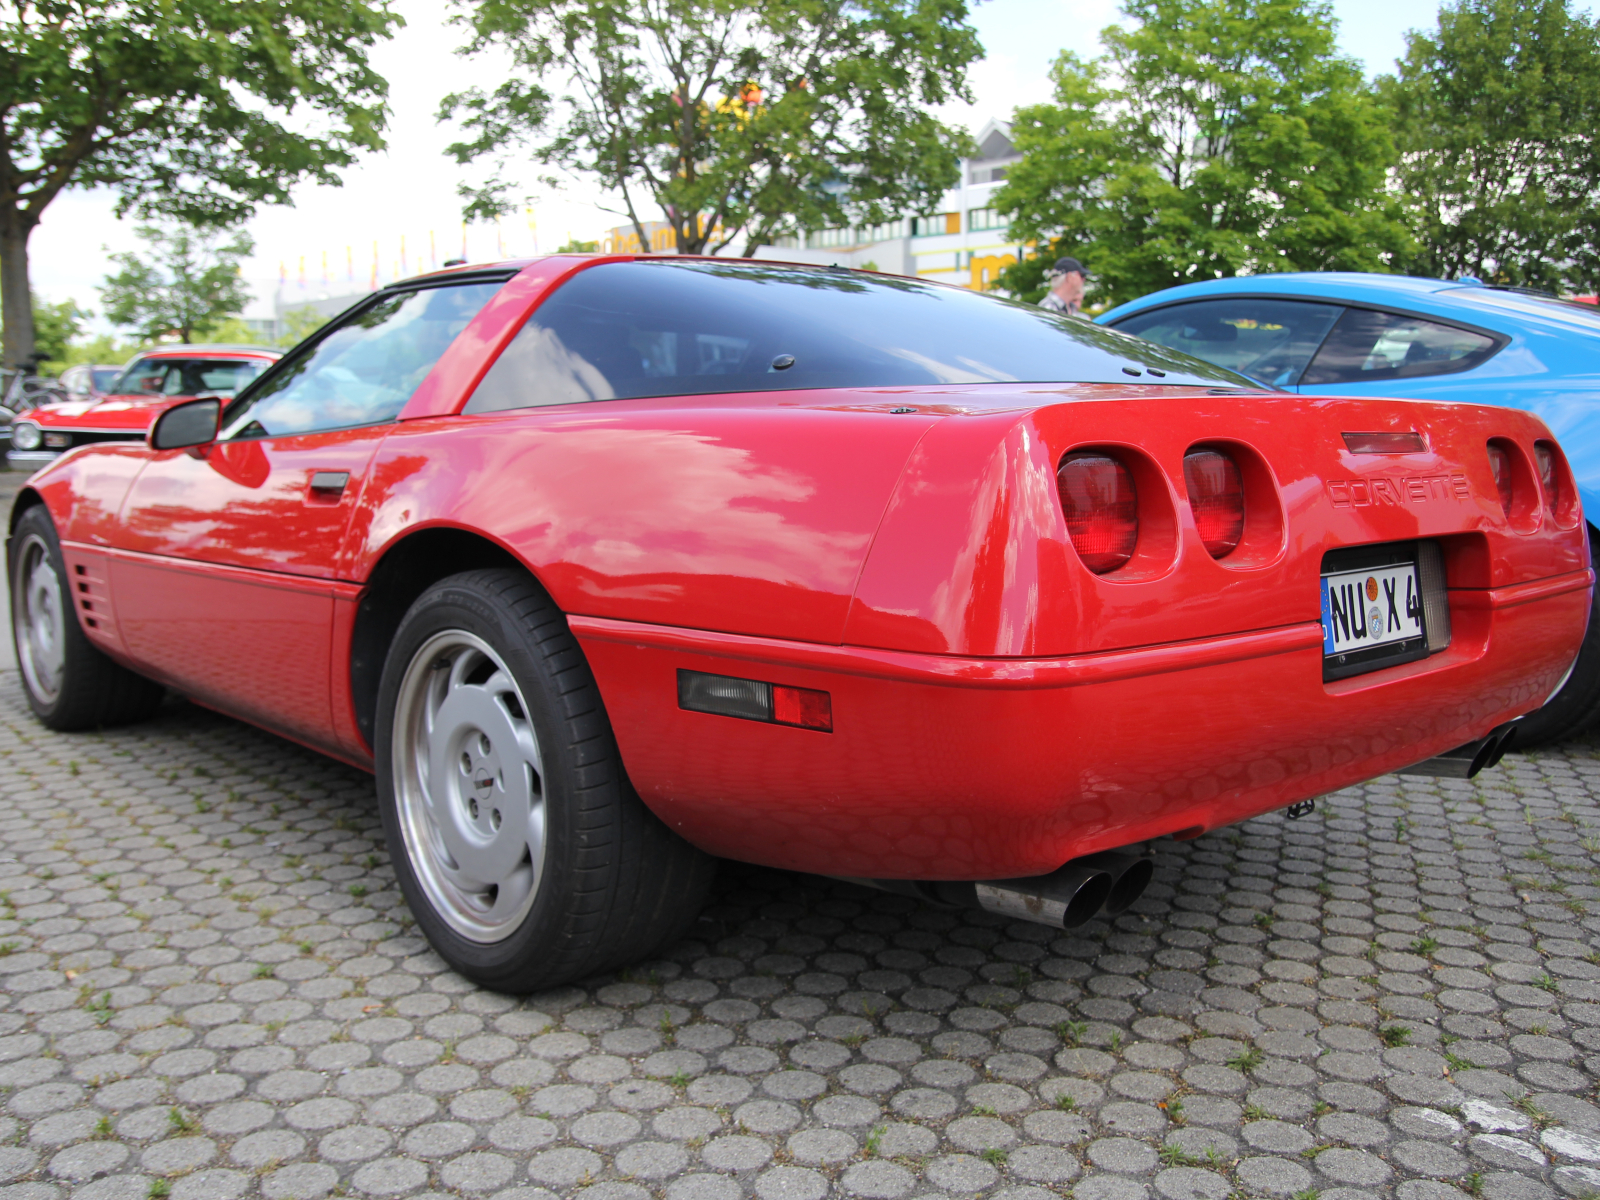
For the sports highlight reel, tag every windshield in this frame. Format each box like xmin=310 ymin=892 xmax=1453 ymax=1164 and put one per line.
xmin=112 ymin=357 xmax=269 ymax=397
xmin=464 ymin=261 xmax=1254 ymax=414
xmin=91 ymin=368 xmax=121 ymax=392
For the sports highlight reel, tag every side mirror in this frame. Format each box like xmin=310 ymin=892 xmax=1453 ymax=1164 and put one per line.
xmin=149 ymin=398 xmax=221 ymax=451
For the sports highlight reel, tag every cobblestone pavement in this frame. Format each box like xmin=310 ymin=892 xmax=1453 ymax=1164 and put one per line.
xmin=6 ymin=482 xmax=1600 ymax=1200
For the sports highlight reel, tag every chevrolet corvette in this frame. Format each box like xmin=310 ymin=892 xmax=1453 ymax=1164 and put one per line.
xmin=6 ymin=256 xmax=1590 ymax=991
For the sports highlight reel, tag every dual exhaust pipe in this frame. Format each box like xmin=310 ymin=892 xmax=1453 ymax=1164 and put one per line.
xmin=1398 ymin=719 xmax=1519 ymax=779
xmin=845 ymin=849 xmax=1155 ymax=932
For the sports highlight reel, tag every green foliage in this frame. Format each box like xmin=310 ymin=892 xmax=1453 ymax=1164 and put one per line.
xmin=1 ymin=0 xmax=402 ymax=366
xmin=31 ymin=297 xmax=88 ymax=365
xmin=275 ymin=305 xmax=332 ymax=349
xmin=101 ymin=223 xmax=254 ymax=343
xmin=2 ymin=295 xmax=88 ymax=373
xmin=993 ymin=0 xmax=1411 ymax=305
xmin=193 ymin=318 xmax=273 ymax=347
xmin=1383 ymin=0 xmax=1600 ymax=291
xmin=443 ymin=0 xmax=982 ymax=255
xmin=555 ymin=238 xmax=600 ymax=253
xmin=51 ymin=334 xmax=146 ymax=372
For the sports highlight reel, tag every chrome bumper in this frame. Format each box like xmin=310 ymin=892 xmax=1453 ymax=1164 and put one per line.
xmin=6 ymin=450 xmax=62 ymax=468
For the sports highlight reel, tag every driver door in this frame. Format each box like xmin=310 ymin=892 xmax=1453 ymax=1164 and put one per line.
xmin=108 ymin=280 xmax=508 ymax=750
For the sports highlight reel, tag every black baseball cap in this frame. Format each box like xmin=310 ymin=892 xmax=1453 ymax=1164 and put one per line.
xmin=1050 ymin=257 xmax=1089 ymax=277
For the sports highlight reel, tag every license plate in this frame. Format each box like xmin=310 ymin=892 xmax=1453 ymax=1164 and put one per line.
xmin=1321 ymin=561 xmax=1425 ymax=659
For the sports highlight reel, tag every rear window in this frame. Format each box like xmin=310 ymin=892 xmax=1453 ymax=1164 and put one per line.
xmin=464 ymin=261 xmax=1251 ymax=413
xmin=112 ymin=357 xmax=269 ymax=397
xmin=1300 ymin=309 xmax=1500 ymax=386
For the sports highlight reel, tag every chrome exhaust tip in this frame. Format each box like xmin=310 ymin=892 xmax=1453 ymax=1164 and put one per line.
xmin=933 ymin=863 xmax=1113 ymax=930
xmin=1076 ymin=851 xmax=1156 ymax=916
xmin=1398 ymin=720 xmax=1521 ymax=779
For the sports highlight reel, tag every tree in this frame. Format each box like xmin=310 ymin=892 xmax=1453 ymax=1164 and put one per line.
xmin=276 ymin=305 xmax=331 ymax=348
xmin=101 ymin=224 xmax=254 ymax=344
xmin=1 ymin=294 xmax=86 ymax=369
xmin=1384 ymin=0 xmax=1600 ymax=291
xmin=442 ymin=0 xmax=982 ymax=256
xmin=993 ymin=0 xmax=1411 ymax=306
xmin=1 ymin=0 xmax=402 ymax=369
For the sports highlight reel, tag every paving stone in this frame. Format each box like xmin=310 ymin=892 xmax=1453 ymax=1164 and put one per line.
xmin=0 ymin=636 xmax=1592 ymax=1200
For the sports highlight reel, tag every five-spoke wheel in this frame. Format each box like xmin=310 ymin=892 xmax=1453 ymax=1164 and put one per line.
xmin=7 ymin=506 xmax=164 ymax=730
xmin=390 ymin=630 xmax=548 ymax=943
xmin=13 ymin=528 xmax=65 ymax=707
xmin=375 ymin=567 xmax=714 ymax=993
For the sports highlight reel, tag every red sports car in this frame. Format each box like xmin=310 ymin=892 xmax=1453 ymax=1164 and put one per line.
xmin=6 ymin=345 xmax=280 ymax=468
xmin=6 ymin=256 xmax=1590 ymax=993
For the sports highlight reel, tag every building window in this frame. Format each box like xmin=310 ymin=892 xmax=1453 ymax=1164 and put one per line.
xmin=914 ymin=213 xmax=959 ymax=237
xmin=968 ymin=208 xmax=1009 ymax=232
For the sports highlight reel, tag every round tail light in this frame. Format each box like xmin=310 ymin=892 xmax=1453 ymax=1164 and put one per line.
xmin=1535 ymin=440 xmax=1563 ymax=512
xmin=1058 ymin=452 xmax=1139 ymax=573
xmin=1183 ymin=449 xmax=1244 ymax=558
xmin=1487 ymin=443 xmax=1514 ymax=515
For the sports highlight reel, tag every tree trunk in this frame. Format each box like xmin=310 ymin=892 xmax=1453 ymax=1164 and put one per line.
xmin=0 ymin=202 xmax=36 ymax=371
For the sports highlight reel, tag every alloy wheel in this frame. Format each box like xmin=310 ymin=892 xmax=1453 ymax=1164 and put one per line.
xmin=390 ymin=630 xmax=548 ymax=943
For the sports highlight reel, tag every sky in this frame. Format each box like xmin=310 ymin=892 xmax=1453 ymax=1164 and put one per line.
xmin=23 ymin=0 xmax=1516 ymax=329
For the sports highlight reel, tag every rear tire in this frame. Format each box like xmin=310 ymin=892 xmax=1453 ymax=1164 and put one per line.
xmin=8 ymin=505 xmax=164 ymax=730
xmin=1513 ymin=529 xmax=1600 ymax=748
xmin=374 ymin=567 xmax=714 ymax=993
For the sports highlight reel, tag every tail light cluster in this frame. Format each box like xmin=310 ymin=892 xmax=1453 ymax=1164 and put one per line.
xmin=1057 ymin=444 xmax=1275 ymax=576
xmin=1487 ymin=437 xmax=1577 ymax=529
xmin=1182 ymin=450 xmax=1244 ymax=558
xmin=1057 ymin=453 xmax=1139 ymax=573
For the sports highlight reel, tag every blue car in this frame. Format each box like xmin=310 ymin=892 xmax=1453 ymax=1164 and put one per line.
xmin=1099 ymin=272 xmax=1600 ymax=746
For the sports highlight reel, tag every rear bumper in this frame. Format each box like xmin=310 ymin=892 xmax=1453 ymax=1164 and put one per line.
xmin=573 ymin=568 xmax=1592 ymax=879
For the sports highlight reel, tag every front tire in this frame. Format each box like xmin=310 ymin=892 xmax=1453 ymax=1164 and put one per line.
xmin=374 ymin=568 xmax=714 ymax=993
xmin=8 ymin=505 xmax=164 ymax=730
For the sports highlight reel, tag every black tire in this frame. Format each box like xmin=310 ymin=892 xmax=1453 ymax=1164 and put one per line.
xmin=374 ymin=567 xmax=714 ymax=993
xmin=1513 ymin=528 xmax=1600 ymax=748
xmin=8 ymin=504 xmax=165 ymax=730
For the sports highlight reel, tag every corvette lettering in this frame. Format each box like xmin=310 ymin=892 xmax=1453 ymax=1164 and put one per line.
xmin=1328 ymin=473 xmax=1470 ymax=507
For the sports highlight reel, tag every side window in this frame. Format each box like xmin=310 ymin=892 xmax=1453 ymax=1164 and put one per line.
xmin=222 ymin=280 xmax=505 ymax=438
xmin=1299 ymin=308 xmax=1500 ymax=386
xmin=1109 ymin=298 xmax=1344 ymax=386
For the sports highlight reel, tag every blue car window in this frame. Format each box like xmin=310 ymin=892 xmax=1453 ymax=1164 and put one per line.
xmin=1108 ymin=298 xmax=1343 ymax=387
xmin=1301 ymin=308 xmax=1499 ymax=386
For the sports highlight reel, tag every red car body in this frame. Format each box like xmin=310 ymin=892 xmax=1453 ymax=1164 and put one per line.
xmin=8 ymin=256 xmax=1592 ymax=882
xmin=7 ymin=346 xmax=280 ymax=468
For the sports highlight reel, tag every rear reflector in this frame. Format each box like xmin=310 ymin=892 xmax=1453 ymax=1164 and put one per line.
xmin=1058 ymin=452 xmax=1138 ymax=573
xmin=1487 ymin=442 xmax=1514 ymax=515
xmin=1536 ymin=440 xmax=1562 ymax=511
xmin=1342 ymin=431 xmax=1426 ymax=454
xmin=677 ymin=670 xmax=832 ymax=731
xmin=1183 ymin=450 xmax=1244 ymax=558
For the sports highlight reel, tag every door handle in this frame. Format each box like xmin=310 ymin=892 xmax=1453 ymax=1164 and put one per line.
xmin=308 ymin=471 xmax=350 ymax=499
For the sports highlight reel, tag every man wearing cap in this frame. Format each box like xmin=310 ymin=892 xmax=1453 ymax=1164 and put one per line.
xmin=1039 ymin=257 xmax=1089 ymax=316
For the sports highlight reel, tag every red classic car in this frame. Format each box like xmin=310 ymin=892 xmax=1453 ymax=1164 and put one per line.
xmin=7 ymin=345 xmax=280 ymax=468
xmin=6 ymin=256 xmax=1590 ymax=992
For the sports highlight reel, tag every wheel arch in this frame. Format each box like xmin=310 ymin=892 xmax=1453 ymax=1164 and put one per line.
xmin=349 ymin=525 xmax=539 ymax=748
xmin=7 ymin=486 xmax=46 ymax=533
xmin=5 ymin=487 xmax=48 ymax=573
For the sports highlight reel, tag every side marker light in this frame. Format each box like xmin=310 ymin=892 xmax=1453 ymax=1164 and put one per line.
xmin=677 ymin=670 xmax=832 ymax=731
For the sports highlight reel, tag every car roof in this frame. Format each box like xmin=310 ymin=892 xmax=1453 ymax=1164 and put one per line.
xmin=133 ymin=345 xmax=281 ymax=359
xmin=1098 ymin=272 xmax=1600 ymax=340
